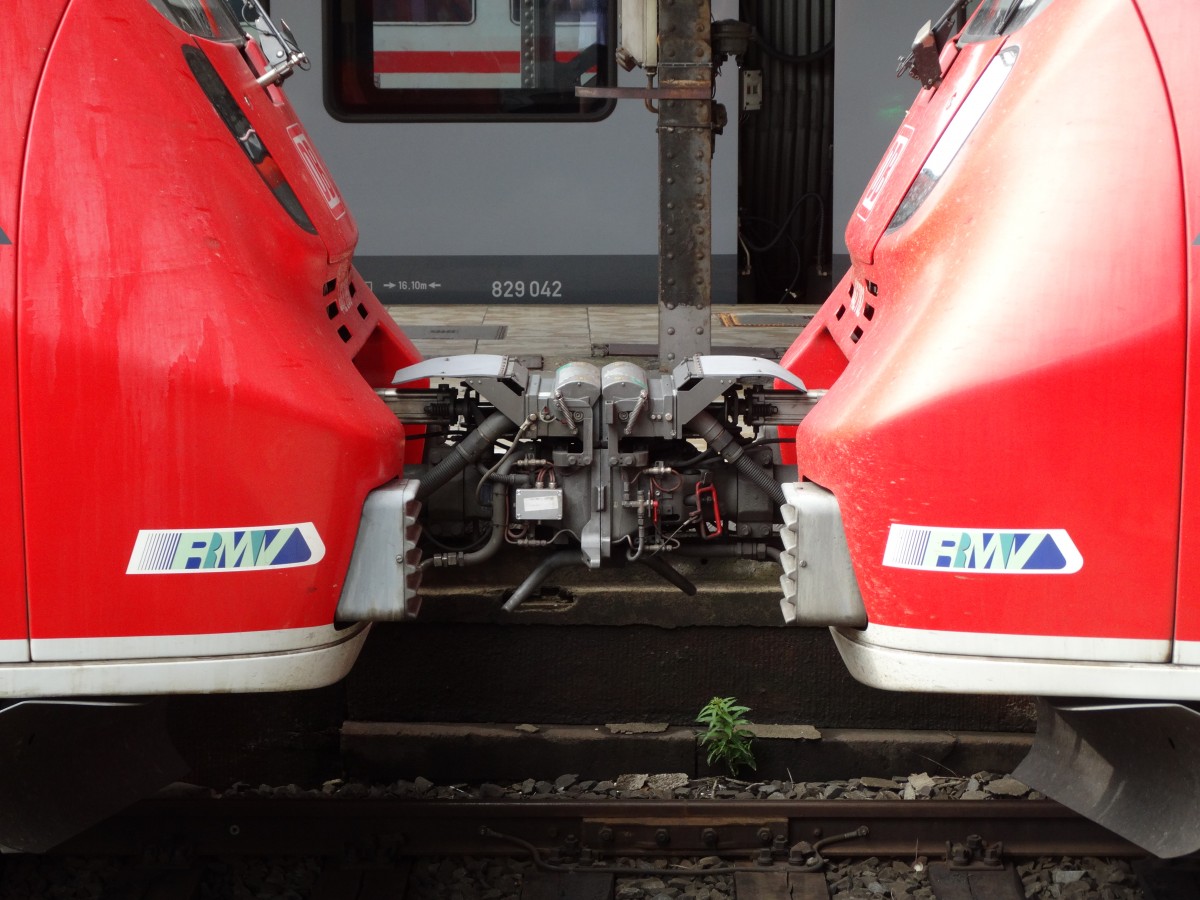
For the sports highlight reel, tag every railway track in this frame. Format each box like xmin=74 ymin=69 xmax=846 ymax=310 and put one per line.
xmin=11 ymin=795 xmax=1175 ymax=899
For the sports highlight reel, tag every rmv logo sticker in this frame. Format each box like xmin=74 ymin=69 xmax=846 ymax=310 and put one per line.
xmin=883 ymin=525 xmax=1082 ymax=574
xmin=127 ymin=523 xmax=325 ymax=574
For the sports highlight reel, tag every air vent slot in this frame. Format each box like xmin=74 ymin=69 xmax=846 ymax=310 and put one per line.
xmin=322 ymin=279 xmax=337 ymax=296
xmin=338 ymin=325 xmax=352 ymax=342
xmin=357 ymin=304 xmax=369 ymax=319
xmin=326 ymin=302 xmax=338 ymax=319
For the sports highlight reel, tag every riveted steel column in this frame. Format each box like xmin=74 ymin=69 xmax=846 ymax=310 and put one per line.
xmin=520 ymin=0 xmax=556 ymax=89
xmin=657 ymin=0 xmax=713 ymax=369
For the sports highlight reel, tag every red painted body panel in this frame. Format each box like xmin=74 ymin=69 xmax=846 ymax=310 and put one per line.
xmin=0 ymin=5 xmax=69 ymax=653
xmin=783 ymin=0 xmax=1186 ymax=653
xmin=16 ymin=0 xmax=421 ymax=652
xmin=1138 ymin=3 xmax=1200 ymax=652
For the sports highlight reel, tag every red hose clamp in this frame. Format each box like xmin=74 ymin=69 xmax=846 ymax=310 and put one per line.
xmin=695 ymin=482 xmax=722 ymax=540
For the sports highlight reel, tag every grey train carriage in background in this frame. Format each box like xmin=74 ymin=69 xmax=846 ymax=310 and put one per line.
xmin=275 ymin=0 xmax=941 ymax=308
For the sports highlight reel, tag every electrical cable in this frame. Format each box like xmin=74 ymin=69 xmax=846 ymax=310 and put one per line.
xmin=421 ymin=526 xmax=493 ymax=554
xmin=740 ymin=213 xmax=804 ymax=301
xmin=740 ymin=192 xmax=824 ymax=255
xmin=476 ymin=416 xmax=535 ymax=504
xmin=752 ymin=28 xmax=833 ymax=66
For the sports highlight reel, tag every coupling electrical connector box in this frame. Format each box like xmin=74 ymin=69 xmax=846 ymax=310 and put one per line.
xmin=514 ymin=488 xmax=564 ymax=521
xmin=741 ymin=69 xmax=762 ymax=111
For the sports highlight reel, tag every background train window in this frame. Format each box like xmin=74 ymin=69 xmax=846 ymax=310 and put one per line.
xmin=374 ymin=1 xmax=473 ymax=24
xmin=507 ymin=0 xmax=595 ymax=25
xmin=325 ymin=0 xmax=615 ymax=121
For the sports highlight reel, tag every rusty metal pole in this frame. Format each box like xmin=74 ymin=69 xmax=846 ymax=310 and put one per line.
xmin=657 ymin=0 xmax=713 ymax=370
xmin=520 ymin=0 xmax=557 ymax=89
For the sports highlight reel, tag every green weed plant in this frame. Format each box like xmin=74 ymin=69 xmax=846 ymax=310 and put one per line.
xmin=696 ymin=696 xmax=756 ymax=776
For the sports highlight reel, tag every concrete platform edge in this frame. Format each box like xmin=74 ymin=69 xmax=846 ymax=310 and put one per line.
xmin=341 ymin=722 xmax=1033 ymax=784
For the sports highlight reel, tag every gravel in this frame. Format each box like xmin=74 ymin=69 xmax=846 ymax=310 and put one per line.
xmin=0 ymin=855 xmax=323 ymax=900
xmin=0 ymin=773 xmax=1145 ymax=898
xmin=276 ymin=769 xmax=1047 ymax=802
xmin=822 ymin=856 xmax=1143 ymax=900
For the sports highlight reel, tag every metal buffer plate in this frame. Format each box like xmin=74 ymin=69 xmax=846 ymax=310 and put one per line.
xmin=1014 ymin=699 xmax=1200 ymax=858
xmin=337 ymin=479 xmax=423 ymax=620
xmin=779 ymin=483 xmax=866 ymax=627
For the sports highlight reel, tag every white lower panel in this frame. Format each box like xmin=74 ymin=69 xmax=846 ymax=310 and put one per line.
xmin=1171 ymin=641 xmax=1200 ymax=665
xmin=857 ymin=622 xmax=1168 ymax=664
xmin=0 ymin=624 xmax=369 ymax=697
xmin=31 ymin=623 xmax=352 ymax=662
xmin=0 ymin=639 xmax=28 ymax=664
xmin=832 ymin=627 xmax=1200 ymax=700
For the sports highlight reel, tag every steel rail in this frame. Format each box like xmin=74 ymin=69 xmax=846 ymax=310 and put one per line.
xmin=53 ymin=797 xmax=1142 ymax=862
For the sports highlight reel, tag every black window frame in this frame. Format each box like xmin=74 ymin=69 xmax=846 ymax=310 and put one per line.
xmin=322 ymin=0 xmax=616 ymax=123
xmin=373 ymin=0 xmax=475 ymax=25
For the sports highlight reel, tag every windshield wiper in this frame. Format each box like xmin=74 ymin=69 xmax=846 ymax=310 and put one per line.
xmin=896 ymin=0 xmax=969 ymax=89
xmin=241 ymin=0 xmax=310 ymax=86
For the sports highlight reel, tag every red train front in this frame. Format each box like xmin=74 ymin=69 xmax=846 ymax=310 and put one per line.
xmin=778 ymin=0 xmax=1200 ymax=856
xmin=1 ymin=0 xmax=423 ymax=696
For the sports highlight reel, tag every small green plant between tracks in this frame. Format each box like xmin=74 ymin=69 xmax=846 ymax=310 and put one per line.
xmin=697 ymin=696 xmax=756 ymax=776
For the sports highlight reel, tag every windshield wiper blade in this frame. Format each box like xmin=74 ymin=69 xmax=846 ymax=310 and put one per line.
xmin=996 ymin=0 xmax=1028 ymax=34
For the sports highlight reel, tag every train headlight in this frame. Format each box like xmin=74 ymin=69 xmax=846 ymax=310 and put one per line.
xmin=886 ymin=45 xmax=1019 ymax=233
